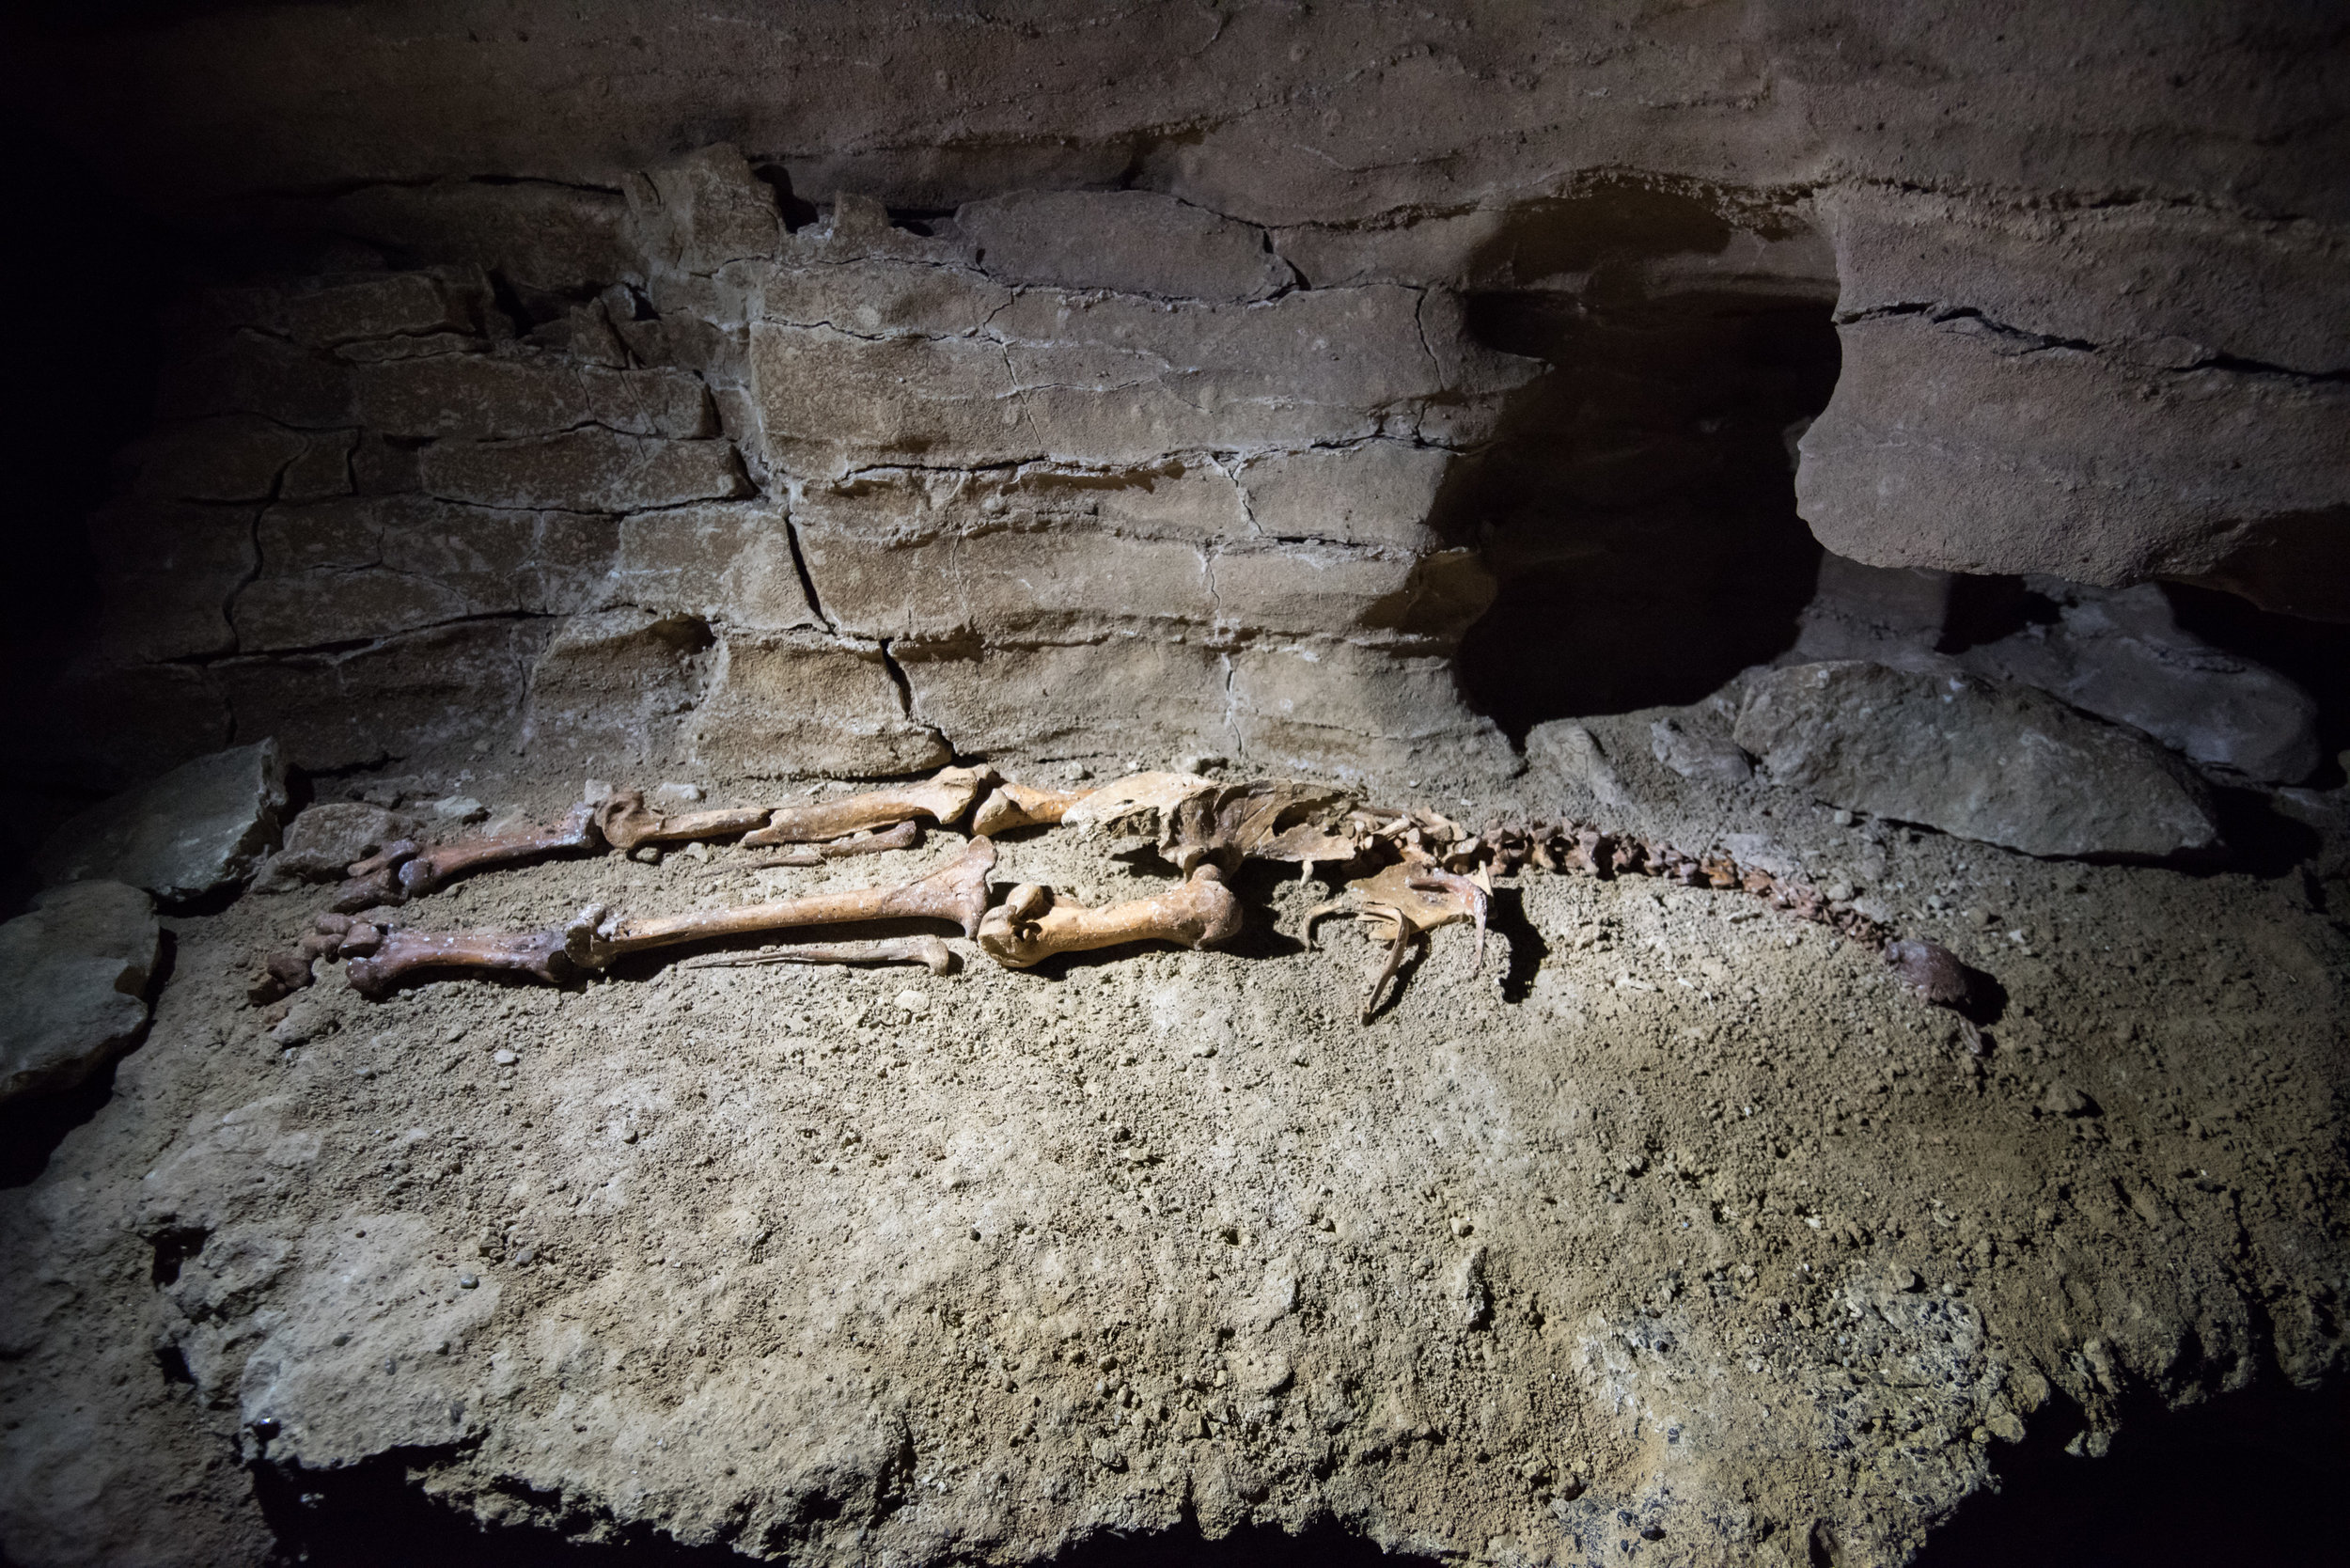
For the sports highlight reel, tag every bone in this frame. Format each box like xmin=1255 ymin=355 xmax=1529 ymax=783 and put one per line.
xmin=976 ymin=866 xmax=1242 ymax=969
xmin=1305 ymin=860 xmax=1492 ymax=1022
xmin=971 ymin=781 xmax=1093 ymax=836
xmin=345 ymin=927 xmax=576 ymax=997
xmin=741 ymin=766 xmax=995 ymax=846
xmin=564 ymin=838 xmax=997 ymax=969
xmin=679 ymin=935 xmax=956 ymax=976
xmin=325 ymin=806 xmax=603 ymax=913
xmin=592 ymin=791 xmax=773 ymax=854
xmin=748 ymin=819 xmax=921 ymax=868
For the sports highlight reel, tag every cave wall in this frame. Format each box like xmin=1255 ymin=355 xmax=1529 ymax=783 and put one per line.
xmin=8 ymin=0 xmax=2345 ymax=789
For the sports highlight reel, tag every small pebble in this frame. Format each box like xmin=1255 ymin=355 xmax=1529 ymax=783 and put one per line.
xmin=896 ymin=989 xmax=932 ymax=1015
xmin=1831 ymin=808 xmax=1855 ymax=827
xmin=433 ymin=795 xmax=489 ymax=823
xmin=458 ymin=1273 xmax=478 ymax=1289
xmin=493 ymin=1048 xmax=518 ymax=1066
xmin=652 ymin=781 xmax=707 ymax=807
xmin=583 ymin=777 xmax=615 ymax=804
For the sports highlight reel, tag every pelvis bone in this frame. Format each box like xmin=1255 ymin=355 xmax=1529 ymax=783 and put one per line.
xmin=977 ymin=867 xmax=1242 ymax=969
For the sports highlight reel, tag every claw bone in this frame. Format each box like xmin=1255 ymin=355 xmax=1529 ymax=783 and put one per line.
xmin=742 ymin=766 xmax=995 ymax=846
xmin=679 ymin=935 xmax=956 ymax=976
xmin=977 ymin=866 xmax=1242 ymax=969
xmin=565 ymin=838 xmax=996 ymax=969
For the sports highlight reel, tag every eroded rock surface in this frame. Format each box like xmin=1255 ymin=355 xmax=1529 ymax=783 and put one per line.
xmin=0 ymin=882 xmax=158 ymax=1104
xmin=1733 ymin=663 xmax=2220 ymax=860
xmin=36 ymin=741 xmax=289 ymax=903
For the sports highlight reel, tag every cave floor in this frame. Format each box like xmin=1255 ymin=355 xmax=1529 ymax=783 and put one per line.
xmin=2 ymin=748 xmax=2342 ymax=1568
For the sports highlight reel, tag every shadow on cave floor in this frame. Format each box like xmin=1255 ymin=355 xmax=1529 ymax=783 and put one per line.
xmin=1917 ymin=1378 xmax=2350 ymax=1568
xmin=1442 ymin=188 xmax=1841 ymax=740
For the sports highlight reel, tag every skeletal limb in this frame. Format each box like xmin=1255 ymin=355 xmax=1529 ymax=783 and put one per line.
xmin=345 ymin=928 xmax=576 ymax=997
xmin=750 ymin=819 xmax=921 ymax=867
xmin=972 ymin=782 xmax=1093 ymax=836
xmin=592 ymin=792 xmax=775 ymax=854
xmin=977 ymin=866 xmax=1242 ymax=969
xmin=328 ymin=803 xmax=604 ymax=913
xmin=679 ymin=935 xmax=956 ymax=975
xmin=742 ymin=766 xmax=995 ymax=846
xmin=565 ymin=839 xmax=997 ymax=968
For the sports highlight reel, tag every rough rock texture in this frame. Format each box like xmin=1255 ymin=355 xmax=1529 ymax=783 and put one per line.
xmin=1733 ymin=663 xmax=2221 ymax=861
xmin=11 ymin=2 xmax=2345 ymax=788
xmin=0 ymin=882 xmax=159 ymax=1104
xmin=36 ymin=742 xmax=290 ymax=903
xmin=251 ymin=803 xmax=421 ymax=894
xmin=0 ymin=753 xmax=2341 ymax=1568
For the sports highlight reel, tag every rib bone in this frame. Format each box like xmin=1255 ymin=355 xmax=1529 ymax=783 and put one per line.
xmin=345 ymin=928 xmax=575 ymax=997
xmin=679 ymin=935 xmax=956 ymax=975
xmin=750 ymin=819 xmax=920 ymax=868
xmin=565 ymin=838 xmax=996 ymax=968
xmin=742 ymin=766 xmax=995 ymax=846
xmin=977 ymin=866 xmax=1242 ymax=969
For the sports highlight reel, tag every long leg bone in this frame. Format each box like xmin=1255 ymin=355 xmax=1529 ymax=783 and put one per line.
xmin=328 ymin=804 xmax=603 ymax=912
xmin=977 ymin=867 xmax=1242 ymax=969
xmin=972 ymin=781 xmax=1093 ymax=836
xmin=345 ymin=928 xmax=576 ymax=997
xmin=749 ymin=819 xmax=921 ymax=867
xmin=593 ymin=791 xmax=773 ymax=854
xmin=565 ymin=838 xmax=996 ymax=969
xmin=742 ymin=766 xmax=996 ymax=846
xmin=679 ymin=935 xmax=956 ymax=975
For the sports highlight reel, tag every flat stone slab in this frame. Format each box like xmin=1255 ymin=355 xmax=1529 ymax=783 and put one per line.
xmin=38 ymin=740 xmax=289 ymax=903
xmin=0 ymin=882 xmax=159 ymax=1103
xmin=1733 ymin=661 xmax=2220 ymax=859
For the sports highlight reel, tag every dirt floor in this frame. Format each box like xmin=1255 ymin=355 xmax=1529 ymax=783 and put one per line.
xmin=2 ymin=712 xmax=2344 ymax=1568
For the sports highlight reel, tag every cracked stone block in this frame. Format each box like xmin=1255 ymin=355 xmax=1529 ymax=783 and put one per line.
xmin=797 ymin=460 xmax=1250 ymax=547
xmin=324 ymin=180 xmax=638 ymax=295
xmin=251 ymin=803 xmax=420 ymax=893
xmin=418 ymin=429 xmax=750 ymax=511
xmin=1229 ymin=640 xmax=1518 ymax=783
xmin=86 ymin=500 xmax=256 ymax=662
xmin=900 ymin=639 xmax=1235 ymax=762
xmin=751 ymin=257 xmax=1013 ymax=338
xmin=523 ymin=607 xmax=716 ymax=766
xmin=153 ymin=326 xmax=354 ymax=426
xmin=0 ymin=882 xmax=158 ymax=1105
xmin=276 ymin=271 xmax=487 ymax=347
xmin=1235 ymin=442 xmax=1455 ymax=552
xmin=960 ymin=189 xmax=1291 ymax=303
xmin=614 ymin=502 xmax=819 ymax=631
xmin=216 ymin=622 xmax=549 ymax=772
xmin=1733 ymin=661 xmax=2221 ymax=859
xmin=625 ymin=144 xmax=783 ymax=278
xmin=112 ymin=415 xmax=338 ymax=504
xmin=798 ymin=519 xmax=1213 ymax=643
xmin=687 ymin=631 xmax=949 ymax=778
xmin=36 ymin=740 xmax=289 ymax=903
xmin=235 ymin=497 xmax=617 ymax=651
xmin=353 ymin=351 xmax=713 ymax=440
xmin=1209 ymin=541 xmax=1493 ymax=646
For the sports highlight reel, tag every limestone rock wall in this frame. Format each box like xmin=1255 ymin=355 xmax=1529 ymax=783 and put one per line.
xmin=12 ymin=0 xmax=2346 ymax=788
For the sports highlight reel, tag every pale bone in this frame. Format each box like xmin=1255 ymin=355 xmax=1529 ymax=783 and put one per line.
xmin=592 ymin=791 xmax=772 ymax=853
xmin=750 ymin=819 xmax=920 ymax=868
xmin=741 ymin=766 xmax=996 ymax=846
xmin=977 ymin=866 xmax=1242 ymax=969
xmin=1306 ymin=861 xmax=1493 ymax=1022
xmin=331 ymin=803 xmax=603 ymax=912
xmin=971 ymin=781 xmax=1094 ymax=836
xmin=679 ymin=935 xmax=955 ymax=975
xmin=346 ymin=927 xmax=575 ymax=996
xmin=565 ymin=838 xmax=996 ymax=969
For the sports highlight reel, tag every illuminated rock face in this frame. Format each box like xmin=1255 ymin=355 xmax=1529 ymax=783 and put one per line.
xmin=24 ymin=1 xmax=2342 ymax=788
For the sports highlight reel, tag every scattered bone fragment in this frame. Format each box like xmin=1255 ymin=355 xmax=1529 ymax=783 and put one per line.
xmin=591 ymin=792 xmax=771 ymax=854
xmin=972 ymin=782 xmax=1093 ymax=836
xmin=564 ymin=839 xmax=997 ymax=969
xmin=743 ymin=766 xmax=995 ymax=846
xmin=679 ymin=935 xmax=956 ymax=975
xmin=1306 ymin=860 xmax=1493 ymax=1022
xmin=328 ymin=804 xmax=603 ymax=913
xmin=977 ymin=866 xmax=1241 ymax=969
xmin=346 ymin=928 xmax=578 ymax=996
xmin=749 ymin=819 xmax=920 ymax=867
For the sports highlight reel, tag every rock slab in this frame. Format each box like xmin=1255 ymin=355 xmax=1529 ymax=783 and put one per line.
xmin=0 ymin=882 xmax=159 ymax=1103
xmin=37 ymin=740 xmax=290 ymax=902
xmin=1733 ymin=662 xmax=2220 ymax=859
